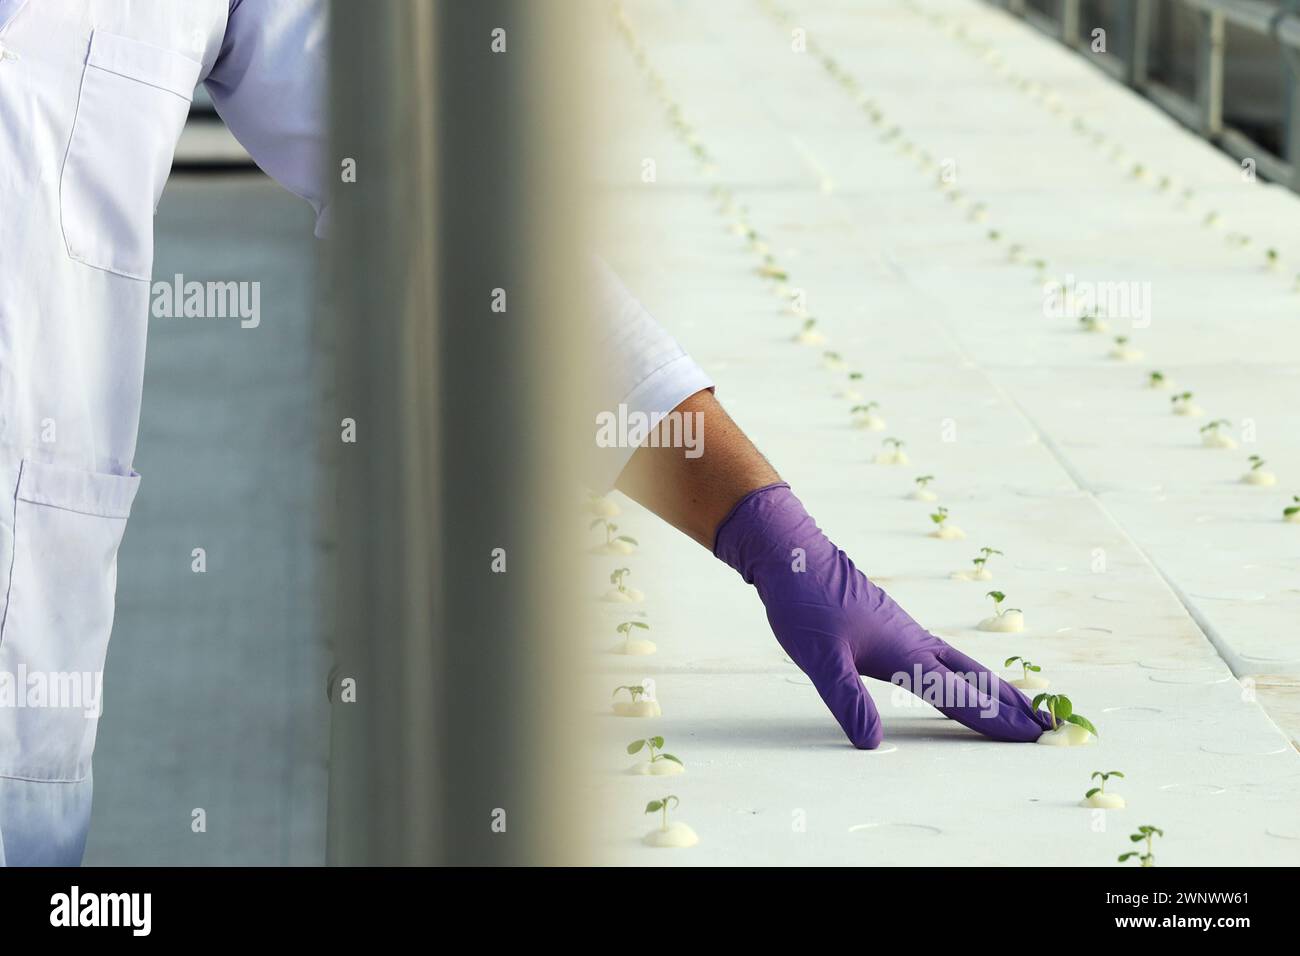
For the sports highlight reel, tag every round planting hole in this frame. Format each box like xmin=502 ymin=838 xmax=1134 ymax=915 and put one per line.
xmin=1190 ymin=590 xmax=1267 ymax=602
xmin=848 ymin=822 xmax=941 ymax=837
xmin=1148 ymin=671 xmax=1231 ymax=685
xmin=1139 ymin=658 xmax=1218 ymax=671
xmin=1158 ymin=783 xmax=1226 ymax=796
xmin=1200 ymin=741 xmax=1290 ymax=757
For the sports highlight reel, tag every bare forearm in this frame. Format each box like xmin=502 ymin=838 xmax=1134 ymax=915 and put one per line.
xmin=615 ymin=389 xmax=780 ymax=549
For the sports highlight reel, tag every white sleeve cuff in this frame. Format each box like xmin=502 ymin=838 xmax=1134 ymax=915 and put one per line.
xmin=584 ymin=257 xmax=714 ymax=491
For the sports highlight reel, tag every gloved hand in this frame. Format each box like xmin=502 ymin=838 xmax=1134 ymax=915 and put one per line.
xmin=714 ymin=483 xmax=1055 ymax=748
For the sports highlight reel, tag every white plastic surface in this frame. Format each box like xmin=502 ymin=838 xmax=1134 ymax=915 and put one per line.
xmin=588 ymin=0 xmax=1300 ymax=865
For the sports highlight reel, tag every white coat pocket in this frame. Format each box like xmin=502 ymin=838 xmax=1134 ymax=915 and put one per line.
xmin=0 ymin=460 xmax=140 ymax=783
xmin=59 ymin=30 xmax=202 ymax=280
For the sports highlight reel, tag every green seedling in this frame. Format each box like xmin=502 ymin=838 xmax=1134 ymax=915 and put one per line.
xmin=1248 ymin=455 xmax=1266 ymax=472
xmin=847 ymin=371 xmax=864 ymax=383
xmin=986 ymin=590 xmax=1020 ymax=617
xmin=1078 ymin=314 xmax=1104 ymax=332
xmin=616 ymin=620 xmax=650 ymax=650
xmin=801 ymin=318 xmax=818 ymax=334
xmin=987 ymin=229 xmax=1002 ymax=242
xmin=1031 ymin=693 xmax=1098 ymax=737
xmin=627 ymin=736 xmax=682 ymax=767
xmin=851 ymin=402 xmax=880 ymax=416
xmin=1148 ymin=370 xmax=1165 ymax=386
xmin=1004 ymin=656 xmax=1040 ymax=681
xmin=1114 ymin=335 xmax=1130 ymax=347
xmin=972 ymin=546 xmax=1003 ymax=573
xmin=1170 ymin=391 xmax=1194 ymax=408
xmin=645 ymin=795 xmax=680 ymax=830
xmin=1284 ymin=495 xmax=1300 ymax=519
xmin=613 ymin=684 xmax=648 ymax=705
xmin=915 ymin=475 xmax=935 ymax=490
xmin=824 ymin=350 xmax=842 ymax=363
xmin=1118 ymin=825 xmax=1163 ymax=867
xmin=590 ymin=519 xmax=637 ymax=549
xmin=1200 ymin=419 xmax=1231 ymax=437
xmin=1266 ymin=248 xmax=1279 ymax=265
xmin=1085 ymin=770 xmax=1124 ymax=800
xmin=930 ymin=506 xmax=950 ymax=528
xmin=883 ymin=437 xmax=905 ymax=452
xmin=609 ymin=567 xmax=632 ymax=593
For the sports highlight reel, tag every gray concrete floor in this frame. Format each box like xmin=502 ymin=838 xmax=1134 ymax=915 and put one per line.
xmin=83 ymin=175 xmax=330 ymax=865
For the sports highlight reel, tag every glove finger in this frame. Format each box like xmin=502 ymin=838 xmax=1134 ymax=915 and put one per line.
xmin=802 ymin=640 xmax=885 ymax=750
xmin=921 ymin=648 xmax=1044 ymax=742
xmin=932 ymin=642 xmax=1038 ymax=714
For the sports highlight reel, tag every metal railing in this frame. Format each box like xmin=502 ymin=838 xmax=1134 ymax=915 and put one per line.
xmin=993 ymin=0 xmax=1300 ymax=190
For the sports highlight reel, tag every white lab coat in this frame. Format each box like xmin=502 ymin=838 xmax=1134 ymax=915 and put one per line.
xmin=0 ymin=0 xmax=708 ymax=865
xmin=0 ymin=0 xmax=328 ymax=866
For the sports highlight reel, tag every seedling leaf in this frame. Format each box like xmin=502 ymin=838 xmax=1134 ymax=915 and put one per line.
xmin=1065 ymin=713 xmax=1098 ymax=737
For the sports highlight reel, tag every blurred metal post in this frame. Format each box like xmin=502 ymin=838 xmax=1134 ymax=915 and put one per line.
xmin=1283 ymin=0 xmax=1300 ymax=190
xmin=1122 ymin=0 xmax=1154 ymax=88
xmin=1195 ymin=8 xmax=1225 ymax=137
xmin=324 ymin=0 xmax=440 ymax=868
xmin=1060 ymin=0 xmax=1081 ymax=47
xmin=326 ymin=0 xmax=590 ymax=865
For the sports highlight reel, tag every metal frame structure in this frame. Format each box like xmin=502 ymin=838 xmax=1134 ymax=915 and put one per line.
xmin=992 ymin=0 xmax=1300 ymax=190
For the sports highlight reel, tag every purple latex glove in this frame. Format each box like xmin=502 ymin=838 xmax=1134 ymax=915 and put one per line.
xmin=714 ymin=483 xmax=1055 ymax=749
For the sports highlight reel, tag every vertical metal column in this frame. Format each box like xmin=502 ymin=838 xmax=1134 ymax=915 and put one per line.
xmin=1283 ymin=1 xmax=1300 ymax=190
xmin=1196 ymin=8 xmax=1226 ymax=138
xmin=325 ymin=0 xmax=441 ymax=868
xmin=1061 ymin=0 xmax=1081 ymax=47
xmin=326 ymin=0 xmax=590 ymax=866
xmin=1123 ymin=0 xmax=1154 ymax=89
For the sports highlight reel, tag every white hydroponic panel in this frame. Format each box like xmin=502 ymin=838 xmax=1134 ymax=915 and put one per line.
xmin=589 ymin=0 xmax=1300 ymax=865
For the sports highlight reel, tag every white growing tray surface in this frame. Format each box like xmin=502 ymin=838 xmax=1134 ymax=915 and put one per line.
xmin=589 ymin=0 xmax=1300 ymax=865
